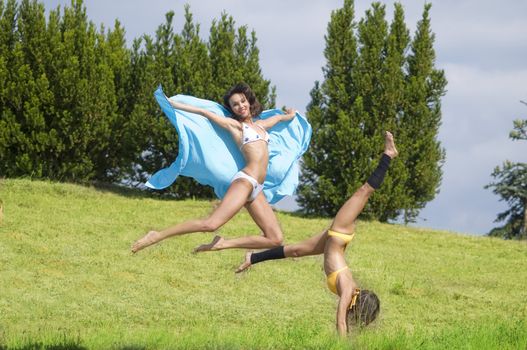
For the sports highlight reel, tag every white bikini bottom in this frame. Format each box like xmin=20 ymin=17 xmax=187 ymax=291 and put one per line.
xmin=231 ymin=171 xmax=264 ymax=202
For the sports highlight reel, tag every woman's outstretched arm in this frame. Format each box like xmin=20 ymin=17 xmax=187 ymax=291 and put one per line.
xmin=256 ymin=108 xmax=297 ymax=130
xmin=167 ymin=97 xmax=239 ymax=131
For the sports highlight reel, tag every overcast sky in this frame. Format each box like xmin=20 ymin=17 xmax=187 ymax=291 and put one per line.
xmin=42 ymin=0 xmax=527 ymax=236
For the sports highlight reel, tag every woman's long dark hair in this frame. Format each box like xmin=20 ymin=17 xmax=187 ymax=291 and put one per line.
xmin=223 ymin=82 xmax=263 ymax=120
xmin=347 ymin=289 xmax=380 ymax=329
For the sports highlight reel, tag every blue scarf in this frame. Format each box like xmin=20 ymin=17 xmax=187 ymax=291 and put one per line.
xmin=146 ymin=85 xmax=312 ymax=204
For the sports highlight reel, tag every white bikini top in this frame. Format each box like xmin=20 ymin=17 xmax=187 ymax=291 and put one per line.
xmin=241 ymin=122 xmax=269 ymax=147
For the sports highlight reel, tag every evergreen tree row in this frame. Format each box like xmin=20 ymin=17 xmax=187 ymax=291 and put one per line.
xmin=0 ymin=0 xmax=275 ymax=198
xmin=298 ymin=0 xmax=447 ymax=222
xmin=1 ymin=0 xmax=448 ymax=223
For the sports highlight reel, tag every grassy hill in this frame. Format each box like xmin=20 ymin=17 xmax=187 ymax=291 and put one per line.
xmin=0 ymin=179 xmax=526 ymax=349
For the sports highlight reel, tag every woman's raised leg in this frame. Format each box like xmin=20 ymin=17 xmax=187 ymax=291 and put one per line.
xmin=330 ymin=131 xmax=398 ymax=234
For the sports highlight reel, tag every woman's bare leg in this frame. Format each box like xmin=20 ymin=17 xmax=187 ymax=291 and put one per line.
xmin=235 ymin=230 xmax=328 ymax=273
xmin=331 ymin=131 xmax=398 ymax=234
xmin=236 ymin=131 xmax=398 ymax=271
xmin=195 ymin=192 xmax=283 ymax=252
xmin=284 ymin=230 xmax=328 ymax=257
xmin=329 ymin=184 xmax=375 ymax=234
xmin=131 ymin=180 xmax=252 ymax=253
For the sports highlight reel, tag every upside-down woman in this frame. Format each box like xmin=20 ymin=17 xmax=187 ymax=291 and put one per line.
xmin=236 ymin=131 xmax=398 ymax=335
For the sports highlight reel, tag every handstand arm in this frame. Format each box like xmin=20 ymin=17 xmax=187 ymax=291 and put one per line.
xmin=336 ymin=286 xmax=353 ymax=336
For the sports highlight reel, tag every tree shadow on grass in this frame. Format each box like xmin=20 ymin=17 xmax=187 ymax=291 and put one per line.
xmin=1 ymin=343 xmax=148 ymax=350
xmin=89 ymin=180 xmax=215 ymax=203
xmin=89 ymin=181 xmax=161 ymax=200
xmin=273 ymin=207 xmax=325 ymax=220
xmin=1 ymin=342 xmax=87 ymax=350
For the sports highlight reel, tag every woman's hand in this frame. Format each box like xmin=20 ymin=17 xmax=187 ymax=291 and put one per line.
xmin=256 ymin=107 xmax=297 ymax=130
xmin=282 ymin=108 xmax=297 ymax=121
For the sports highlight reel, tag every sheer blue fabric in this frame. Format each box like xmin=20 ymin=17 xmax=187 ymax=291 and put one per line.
xmin=146 ymin=86 xmax=312 ymax=204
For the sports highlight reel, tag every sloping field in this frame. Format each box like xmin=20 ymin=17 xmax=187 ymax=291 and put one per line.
xmin=0 ymin=179 xmax=526 ymax=349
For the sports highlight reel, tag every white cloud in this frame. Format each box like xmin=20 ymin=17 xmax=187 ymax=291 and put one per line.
xmin=440 ymin=64 xmax=527 ymax=143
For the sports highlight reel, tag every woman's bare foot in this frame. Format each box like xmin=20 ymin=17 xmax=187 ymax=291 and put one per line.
xmin=194 ymin=235 xmax=223 ymax=253
xmin=131 ymin=231 xmax=161 ymax=253
xmin=384 ymin=131 xmax=398 ymax=159
xmin=235 ymin=251 xmax=253 ymax=273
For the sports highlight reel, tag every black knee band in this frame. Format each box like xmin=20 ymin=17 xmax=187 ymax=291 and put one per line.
xmin=250 ymin=246 xmax=285 ymax=265
xmin=367 ymin=153 xmax=391 ymax=189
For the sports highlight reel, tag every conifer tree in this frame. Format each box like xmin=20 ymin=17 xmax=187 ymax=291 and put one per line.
xmin=207 ymin=12 xmax=274 ymax=108
xmin=126 ymin=8 xmax=217 ymax=198
xmin=54 ymin=0 xmax=120 ymax=181
xmin=0 ymin=0 xmax=130 ymax=182
xmin=298 ymin=1 xmax=446 ymax=222
xmin=208 ymin=12 xmax=237 ymax=102
xmin=236 ymin=28 xmax=274 ymax=109
xmin=0 ymin=0 xmax=21 ymax=177
xmin=485 ymin=117 xmax=527 ymax=239
xmin=174 ymin=4 xmax=212 ymax=97
xmin=126 ymin=11 xmax=182 ymax=191
xmin=98 ymin=19 xmax=134 ymax=182
xmin=0 ymin=0 xmax=58 ymax=178
xmin=298 ymin=0 xmax=358 ymax=216
xmin=346 ymin=3 xmax=393 ymax=219
xmin=0 ymin=2 xmax=275 ymax=199
xmin=372 ymin=3 xmax=411 ymax=221
xmin=401 ymin=3 xmax=447 ymax=222
xmin=90 ymin=19 xmax=133 ymax=182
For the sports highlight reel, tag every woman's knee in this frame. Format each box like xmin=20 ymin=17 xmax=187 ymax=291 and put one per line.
xmin=268 ymin=235 xmax=283 ymax=247
xmin=200 ymin=218 xmax=223 ymax=232
xmin=289 ymin=244 xmax=312 ymax=257
xmin=289 ymin=246 xmax=301 ymax=257
xmin=359 ymin=183 xmax=375 ymax=196
xmin=265 ymin=229 xmax=283 ymax=246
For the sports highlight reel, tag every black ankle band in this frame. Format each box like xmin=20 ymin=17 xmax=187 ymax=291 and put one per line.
xmin=366 ymin=153 xmax=391 ymax=189
xmin=250 ymin=246 xmax=285 ymax=265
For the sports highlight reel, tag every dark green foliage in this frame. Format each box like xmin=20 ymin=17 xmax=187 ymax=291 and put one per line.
xmin=0 ymin=0 xmax=126 ymax=181
xmin=126 ymin=10 xmax=192 ymax=195
xmin=400 ymin=4 xmax=446 ymax=222
xmin=298 ymin=1 xmax=446 ymax=222
xmin=207 ymin=12 xmax=273 ymax=107
xmin=0 ymin=0 xmax=274 ymax=199
xmin=125 ymin=6 xmax=274 ymax=198
xmin=485 ymin=118 xmax=527 ymax=239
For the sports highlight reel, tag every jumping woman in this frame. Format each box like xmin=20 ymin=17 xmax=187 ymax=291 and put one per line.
xmin=132 ymin=83 xmax=296 ymax=254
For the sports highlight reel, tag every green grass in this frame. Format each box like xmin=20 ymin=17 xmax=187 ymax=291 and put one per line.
xmin=0 ymin=178 xmax=526 ymax=349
